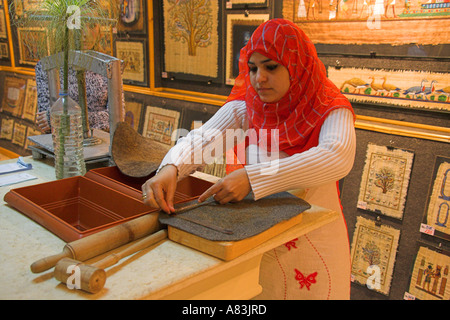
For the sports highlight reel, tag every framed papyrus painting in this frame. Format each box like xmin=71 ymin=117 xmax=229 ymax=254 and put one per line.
xmin=142 ymin=106 xmax=181 ymax=151
xmin=328 ymin=67 xmax=450 ymax=112
xmin=22 ymin=79 xmax=38 ymax=122
xmin=282 ymin=0 xmax=450 ymax=45
xmin=357 ymin=143 xmax=414 ymax=220
xmin=407 ymin=246 xmax=450 ymax=300
xmin=163 ymin=0 xmax=219 ymax=79
xmin=350 ymin=216 xmax=400 ymax=296
xmin=117 ymin=0 xmax=147 ymax=34
xmin=1 ymin=76 xmax=27 ymax=118
xmin=0 ymin=8 xmax=7 ymax=39
xmin=124 ymin=99 xmax=144 ymax=133
xmin=17 ymin=27 xmax=49 ymax=66
xmin=12 ymin=122 xmax=27 ymax=147
xmin=115 ymin=39 xmax=147 ymax=86
xmin=422 ymin=156 xmax=450 ymax=241
xmin=0 ymin=117 xmax=14 ymax=140
xmin=0 ymin=42 xmax=9 ymax=59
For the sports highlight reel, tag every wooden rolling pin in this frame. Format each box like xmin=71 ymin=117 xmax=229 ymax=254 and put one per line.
xmin=30 ymin=212 xmax=160 ymax=274
xmin=53 ymin=229 xmax=168 ymax=294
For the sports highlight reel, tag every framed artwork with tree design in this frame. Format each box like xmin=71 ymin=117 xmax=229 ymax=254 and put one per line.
xmin=357 ymin=143 xmax=415 ymax=220
xmin=350 ymin=216 xmax=400 ymax=296
xmin=162 ymin=0 xmax=220 ymax=82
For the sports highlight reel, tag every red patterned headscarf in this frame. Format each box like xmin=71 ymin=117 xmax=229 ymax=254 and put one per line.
xmin=227 ymin=19 xmax=354 ymax=156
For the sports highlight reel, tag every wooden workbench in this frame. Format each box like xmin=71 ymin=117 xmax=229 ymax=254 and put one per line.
xmin=0 ymin=156 xmax=338 ymax=300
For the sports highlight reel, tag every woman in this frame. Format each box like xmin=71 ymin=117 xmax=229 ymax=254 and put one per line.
xmin=142 ymin=19 xmax=356 ymax=299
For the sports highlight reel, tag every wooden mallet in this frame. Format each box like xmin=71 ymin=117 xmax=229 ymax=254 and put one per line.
xmin=53 ymin=229 xmax=168 ymax=294
xmin=31 ymin=212 xmax=161 ymax=274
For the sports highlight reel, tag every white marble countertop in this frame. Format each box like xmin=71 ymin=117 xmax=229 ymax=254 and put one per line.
xmin=0 ymin=157 xmax=338 ymax=300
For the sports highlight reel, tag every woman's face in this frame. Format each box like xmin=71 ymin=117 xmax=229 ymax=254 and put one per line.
xmin=82 ymin=24 xmax=101 ymax=50
xmin=248 ymin=52 xmax=290 ymax=103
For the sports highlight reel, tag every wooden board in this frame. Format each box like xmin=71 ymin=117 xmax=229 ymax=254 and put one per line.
xmin=167 ymin=213 xmax=303 ymax=261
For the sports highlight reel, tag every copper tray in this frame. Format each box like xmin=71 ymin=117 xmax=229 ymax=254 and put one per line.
xmin=4 ymin=166 xmax=213 ymax=242
xmin=86 ymin=166 xmax=213 ymax=203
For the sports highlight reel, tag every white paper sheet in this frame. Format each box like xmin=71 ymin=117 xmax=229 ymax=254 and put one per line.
xmin=0 ymin=172 xmax=37 ymax=187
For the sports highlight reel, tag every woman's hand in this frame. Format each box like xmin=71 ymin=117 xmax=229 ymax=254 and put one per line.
xmin=36 ymin=111 xmax=51 ymax=133
xmin=198 ymin=168 xmax=251 ymax=204
xmin=141 ymin=164 xmax=178 ymax=214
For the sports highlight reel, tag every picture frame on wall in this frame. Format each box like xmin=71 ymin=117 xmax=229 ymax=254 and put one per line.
xmin=123 ymin=93 xmax=145 ymax=133
xmin=0 ymin=42 xmax=9 ymax=59
xmin=12 ymin=122 xmax=27 ymax=147
xmin=22 ymin=79 xmax=37 ymax=122
xmin=142 ymin=105 xmax=182 ymax=151
xmin=1 ymin=76 xmax=27 ymax=118
xmin=117 ymin=0 xmax=147 ymax=34
xmin=25 ymin=127 xmax=41 ymax=150
xmin=115 ymin=38 xmax=148 ymax=86
xmin=0 ymin=8 xmax=7 ymax=39
xmin=226 ymin=0 xmax=269 ymax=9
xmin=0 ymin=117 xmax=14 ymax=141
xmin=421 ymin=155 xmax=450 ymax=241
xmin=356 ymin=143 xmax=415 ymax=220
xmin=17 ymin=27 xmax=49 ymax=66
xmin=97 ymin=26 xmax=114 ymax=56
xmin=284 ymin=0 xmax=449 ymax=46
xmin=22 ymin=0 xmax=44 ymax=12
xmin=12 ymin=0 xmax=24 ymax=17
xmin=328 ymin=67 xmax=450 ymax=113
xmin=350 ymin=216 xmax=400 ymax=296
xmin=225 ymin=13 xmax=269 ymax=85
xmin=162 ymin=0 xmax=221 ymax=82
xmin=407 ymin=245 xmax=450 ymax=300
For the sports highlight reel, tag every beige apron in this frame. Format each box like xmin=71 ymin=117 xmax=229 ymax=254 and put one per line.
xmin=254 ymin=181 xmax=351 ymax=300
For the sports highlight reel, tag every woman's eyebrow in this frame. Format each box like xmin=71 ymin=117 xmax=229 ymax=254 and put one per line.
xmin=248 ymin=59 xmax=273 ymax=65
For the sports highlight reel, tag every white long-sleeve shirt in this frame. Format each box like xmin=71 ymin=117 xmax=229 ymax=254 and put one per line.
xmin=159 ymin=100 xmax=356 ymax=201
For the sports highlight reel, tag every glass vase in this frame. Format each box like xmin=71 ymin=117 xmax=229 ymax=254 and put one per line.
xmin=50 ymin=91 xmax=86 ymax=179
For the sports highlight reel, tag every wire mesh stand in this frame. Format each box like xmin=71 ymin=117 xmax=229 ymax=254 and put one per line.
xmin=29 ymin=50 xmax=124 ymax=165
